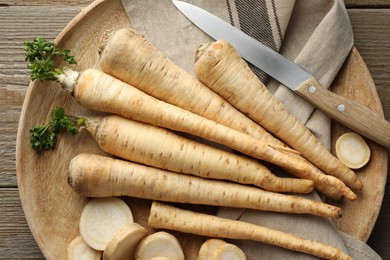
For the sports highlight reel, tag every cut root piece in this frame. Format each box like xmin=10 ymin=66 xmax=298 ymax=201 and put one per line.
xmin=67 ymin=236 xmax=102 ymax=260
xmin=335 ymin=132 xmax=371 ymax=169
xmin=103 ymin=222 xmax=148 ymax=260
xmin=212 ymin=243 xmax=246 ymax=260
xmin=79 ymin=197 xmax=134 ymax=251
xmin=199 ymin=239 xmax=246 ymax=260
xmin=199 ymin=239 xmax=226 ymax=259
xmin=135 ymin=231 xmax=185 ymax=260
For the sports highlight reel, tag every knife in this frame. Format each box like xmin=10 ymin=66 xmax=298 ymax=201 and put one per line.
xmin=172 ymin=0 xmax=390 ymax=148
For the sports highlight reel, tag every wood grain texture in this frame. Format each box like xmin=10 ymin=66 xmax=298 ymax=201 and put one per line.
xmin=0 ymin=0 xmax=389 ymax=259
xmin=348 ymin=9 xmax=390 ymax=118
xmin=0 ymin=0 xmax=93 ymax=6
xmin=329 ymin=48 xmax=388 ymax=241
xmin=16 ymin=3 xmax=388 ymax=259
xmin=367 ymin=189 xmax=390 ymax=260
xmin=345 ymin=0 xmax=390 ymax=7
xmin=297 ymin=76 xmax=390 ymax=148
xmin=0 ymin=188 xmax=44 ymax=259
xmin=348 ymin=8 xmax=390 ymax=177
xmin=15 ymin=0 xmax=131 ymax=258
xmin=0 ymin=2 xmax=91 ymax=258
xmin=0 ymin=5 xmax=84 ymax=186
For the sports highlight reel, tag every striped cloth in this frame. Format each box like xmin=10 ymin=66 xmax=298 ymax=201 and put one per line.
xmin=224 ymin=0 xmax=286 ymax=82
xmin=123 ymin=0 xmax=381 ymax=259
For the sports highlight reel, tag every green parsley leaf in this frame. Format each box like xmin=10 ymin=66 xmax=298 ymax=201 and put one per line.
xmin=24 ymin=38 xmax=77 ymax=81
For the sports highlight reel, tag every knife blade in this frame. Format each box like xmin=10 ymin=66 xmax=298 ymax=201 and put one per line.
xmin=172 ymin=0 xmax=390 ymax=148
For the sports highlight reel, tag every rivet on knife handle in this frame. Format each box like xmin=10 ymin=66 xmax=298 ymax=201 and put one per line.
xmin=296 ymin=77 xmax=390 ymax=148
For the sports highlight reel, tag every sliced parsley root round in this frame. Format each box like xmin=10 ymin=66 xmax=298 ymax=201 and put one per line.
xmin=67 ymin=236 xmax=102 ymax=260
xmin=211 ymin=243 xmax=247 ymax=260
xmin=79 ymin=197 xmax=134 ymax=251
xmin=134 ymin=231 xmax=185 ymax=260
xmin=336 ymin=132 xmax=371 ymax=169
xmin=199 ymin=239 xmax=226 ymax=259
xmin=199 ymin=239 xmax=246 ymax=260
xmin=103 ymin=223 xmax=148 ymax=260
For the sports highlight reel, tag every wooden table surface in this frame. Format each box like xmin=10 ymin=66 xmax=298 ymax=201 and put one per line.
xmin=0 ymin=0 xmax=389 ymax=259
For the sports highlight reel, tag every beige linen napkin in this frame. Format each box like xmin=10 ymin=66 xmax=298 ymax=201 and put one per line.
xmin=122 ymin=0 xmax=382 ymax=259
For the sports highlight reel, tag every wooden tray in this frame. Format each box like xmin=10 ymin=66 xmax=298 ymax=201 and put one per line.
xmin=15 ymin=0 xmax=388 ymax=259
xmin=329 ymin=48 xmax=388 ymax=241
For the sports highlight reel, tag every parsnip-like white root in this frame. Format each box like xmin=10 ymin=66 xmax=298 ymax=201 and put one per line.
xmin=67 ymin=236 xmax=102 ymax=260
xmin=199 ymin=239 xmax=246 ymax=260
xmin=68 ymin=154 xmax=341 ymax=218
xmin=103 ymin=222 xmax=148 ymax=260
xmin=148 ymin=202 xmax=352 ymax=260
xmin=135 ymin=231 xmax=185 ymax=260
xmin=212 ymin=243 xmax=246 ymax=260
xmin=79 ymin=197 xmax=134 ymax=251
xmin=336 ymin=132 xmax=371 ymax=169
xmin=194 ymin=39 xmax=362 ymax=191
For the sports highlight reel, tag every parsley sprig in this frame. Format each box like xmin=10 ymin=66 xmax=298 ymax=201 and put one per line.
xmin=24 ymin=37 xmax=77 ymax=81
xmin=30 ymin=107 xmax=84 ymax=151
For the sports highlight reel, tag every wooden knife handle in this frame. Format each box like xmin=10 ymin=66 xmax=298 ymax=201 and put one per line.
xmin=296 ymin=77 xmax=390 ymax=148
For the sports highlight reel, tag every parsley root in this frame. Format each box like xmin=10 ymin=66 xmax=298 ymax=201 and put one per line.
xmin=68 ymin=153 xmax=342 ymax=218
xmin=25 ymin=34 xmax=356 ymax=200
xmin=73 ymin=69 xmax=357 ymax=198
xmin=99 ymin=28 xmax=283 ymax=148
xmin=67 ymin=236 xmax=102 ymax=260
xmin=82 ymin=115 xmax=314 ymax=194
xmin=23 ymin=37 xmax=322 ymax=195
xmin=103 ymin=223 xmax=148 ymax=260
xmin=79 ymin=197 xmax=134 ymax=251
xmin=148 ymin=202 xmax=352 ymax=260
xmin=97 ymin=28 xmax=355 ymax=200
xmin=134 ymin=232 xmax=185 ymax=260
xmin=193 ymin=40 xmax=363 ymax=191
xmin=24 ymin=37 xmax=320 ymax=196
xmin=29 ymin=63 xmax=313 ymax=190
